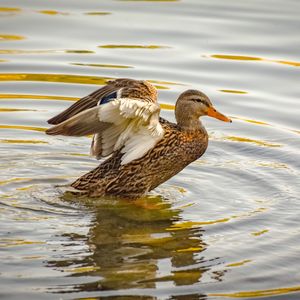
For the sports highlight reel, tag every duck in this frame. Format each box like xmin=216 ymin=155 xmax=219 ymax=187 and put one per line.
xmin=46 ymin=78 xmax=231 ymax=199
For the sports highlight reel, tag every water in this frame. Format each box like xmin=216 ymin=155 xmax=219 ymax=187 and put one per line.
xmin=0 ymin=0 xmax=300 ymax=299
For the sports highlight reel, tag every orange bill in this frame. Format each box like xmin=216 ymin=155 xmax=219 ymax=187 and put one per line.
xmin=207 ymin=107 xmax=232 ymax=122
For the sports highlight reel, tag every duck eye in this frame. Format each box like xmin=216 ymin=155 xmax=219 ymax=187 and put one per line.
xmin=192 ymin=98 xmax=206 ymax=104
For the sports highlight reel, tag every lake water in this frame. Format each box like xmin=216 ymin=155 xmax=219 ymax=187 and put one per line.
xmin=0 ymin=0 xmax=300 ymax=299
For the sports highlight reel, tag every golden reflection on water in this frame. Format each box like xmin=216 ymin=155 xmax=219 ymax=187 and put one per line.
xmin=47 ymin=195 xmax=215 ymax=291
xmin=0 ymin=93 xmax=78 ymax=101
xmin=210 ymin=285 xmax=300 ymax=298
xmin=211 ymin=54 xmax=300 ymax=67
xmin=226 ymin=259 xmax=252 ymax=268
xmin=0 ymin=124 xmax=46 ymax=132
xmin=37 ymin=10 xmax=69 ymax=15
xmin=148 ymin=79 xmax=185 ymax=86
xmin=0 ymin=177 xmax=30 ymax=186
xmin=232 ymin=117 xmax=269 ymax=126
xmin=0 ymin=49 xmax=95 ymax=54
xmin=211 ymin=55 xmax=262 ymax=61
xmin=0 ymin=7 xmax=21 ymax=12
xmin=0 ymin=7 xmax=21 ymax=16
xmin=255 ymin=161 xmax=288 ymax=170
xmin=0 ymin=238 xmax=46 ymax=248
xmin=64 ymin=50 xmax=95 ymax=54
xmin=0 ymin=74 xmax=178 ymax=89
xmin=65 ymin=265 xmax=101 ymax=274
xmin=231 ymin=116 xmax=300 ymax=136
xmin=0 ymin=34 xmax=25 ymax=41
xmin=251 ymin=229 xmax=269 ymax=236
xmin=160 ymin=103 xmax=175 ymax=110
xmin=168 ymin=207 xmax=268 ymax=232
xmin=0 ymin=108 xmax=37 ymax=112
xmin=0 ymin=7 xmax=112 ymax=17
xmin=0 ymin=73 xmax=110 ymax=85
xmin=0 ymin=139 xmax=48 ymax=144
xmin=225 ymin=136 xmax=281 ymax=148
xmin=99 ymin=44 xmax=170 ymax=49
xmin=84 ymin=12 xmax=111 ymax=16
xmin=219 ymin=89 xmax=247 ymax=94
xmin=71 ymin=62 xmax=133 ymax=69
xmin=277 ymin=60 xmax=300 ymax=67
xmin=168 ymin=218 xmax=230 ymax=231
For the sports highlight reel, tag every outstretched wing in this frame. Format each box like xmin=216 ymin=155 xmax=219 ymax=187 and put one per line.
xmin=47 ymin=78 xmax=157 ymax=125
xmin=46 ymin=98 xmax=164 ymax=165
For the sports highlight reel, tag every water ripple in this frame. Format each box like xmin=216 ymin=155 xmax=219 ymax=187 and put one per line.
xmin=1 ymin=0 xmax=300 ymax=298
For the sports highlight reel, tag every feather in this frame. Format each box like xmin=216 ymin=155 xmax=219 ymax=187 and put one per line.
xmin=121 ymin=126 xmax=162 ymax=165
xmin=47 ymin=97 xmax=165 ymax=164
xmin=46 ymin=107 xmax=109 ymax=136
xmin=90 ymin=133 xmax=102 ymax=159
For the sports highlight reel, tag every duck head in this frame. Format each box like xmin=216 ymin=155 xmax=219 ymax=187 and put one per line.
xmin=175 ymin=89 xmax=231 ymax=129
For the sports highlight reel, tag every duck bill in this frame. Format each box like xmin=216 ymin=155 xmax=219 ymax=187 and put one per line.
xmin=207 ymin=107 xmax=232 ymax=122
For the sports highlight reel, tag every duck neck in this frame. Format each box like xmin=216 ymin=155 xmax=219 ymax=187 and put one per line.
xmin=175 ymin=106 xmax=201 ymax=130
xmin=176 ymin=117 xmax=202 ymax=131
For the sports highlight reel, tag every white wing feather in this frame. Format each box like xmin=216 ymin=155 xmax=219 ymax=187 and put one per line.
xmin=92 ymin=98 xmax=164 ymax=164
xmin=120 ymin=126 xmax=162 ymax=165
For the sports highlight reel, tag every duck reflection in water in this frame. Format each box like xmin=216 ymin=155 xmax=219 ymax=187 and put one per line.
xmin=47 ymin=194 xmax=225 ymax=295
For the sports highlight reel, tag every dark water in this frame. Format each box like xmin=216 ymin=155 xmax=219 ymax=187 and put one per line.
xmin=0 ymin=0 xmax=300 ymax=299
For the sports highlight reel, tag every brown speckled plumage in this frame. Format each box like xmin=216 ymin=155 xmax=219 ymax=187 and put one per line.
xmin=46 ymin=78 xmax=231 ymax=199
xmin=71 ymin=119 xmax=208 ymax=198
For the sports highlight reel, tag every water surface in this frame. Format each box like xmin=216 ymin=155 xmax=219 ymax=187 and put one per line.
xmin=1 ymin=0 xmax=300 ymax=299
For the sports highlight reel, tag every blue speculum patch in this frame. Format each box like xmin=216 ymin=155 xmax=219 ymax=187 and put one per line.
xmin=100 ymin=91 xmax=118 ymax=105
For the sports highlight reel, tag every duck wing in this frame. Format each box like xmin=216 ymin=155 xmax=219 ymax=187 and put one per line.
xmin=46 ymin=98 xmax=164 ymax=165
xmin=47 ymin=78 xmax=156 ymax=125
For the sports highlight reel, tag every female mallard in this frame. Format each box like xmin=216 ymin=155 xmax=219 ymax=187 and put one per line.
xmin=46 ymin=78 xmax=231 ymax=199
